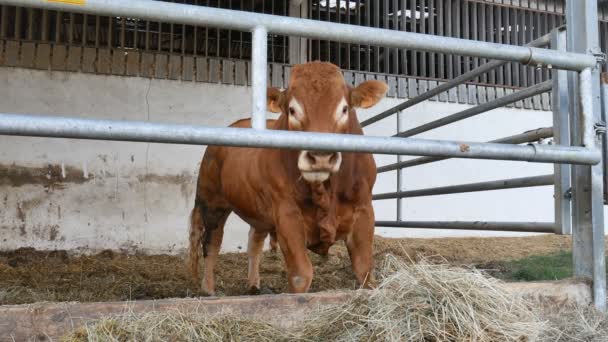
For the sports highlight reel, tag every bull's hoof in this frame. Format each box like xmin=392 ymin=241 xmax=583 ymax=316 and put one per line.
xmin=248 ymin=286 xmax=261 ymax=295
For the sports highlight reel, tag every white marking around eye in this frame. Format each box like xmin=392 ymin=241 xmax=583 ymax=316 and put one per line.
xmin=288 ymin=97 xmax=304 ymax=127
xmin=335 ymin=97 xmax=348 ymax=125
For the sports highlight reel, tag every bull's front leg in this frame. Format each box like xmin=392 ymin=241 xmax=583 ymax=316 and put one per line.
xmin=346 ymin=205 xmax=376 ymax=289
xmin=275 ymin=204 xmax=313 ymax=293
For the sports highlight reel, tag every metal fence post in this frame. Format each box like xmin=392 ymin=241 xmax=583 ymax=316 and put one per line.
xmin=551 ymin=27 xmax=572 ymax=235
xmin=252 ymin=26 xmax=268 ymax=130
xmin=396 ymin=110 xmax=402 ymax=222
xmin=566 ymin=0 xmax=606 ymax=312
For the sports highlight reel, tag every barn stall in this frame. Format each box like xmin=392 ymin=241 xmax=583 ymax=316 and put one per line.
xmin=0 ymin=0 xmax=607 ymax=340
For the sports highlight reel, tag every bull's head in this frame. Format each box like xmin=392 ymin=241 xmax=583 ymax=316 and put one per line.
xmin=267 ymin=62 xmax=387 ymax=183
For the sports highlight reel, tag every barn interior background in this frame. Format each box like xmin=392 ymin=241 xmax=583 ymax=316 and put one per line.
xmin=1 ymin=0 xmax=607 ymax=254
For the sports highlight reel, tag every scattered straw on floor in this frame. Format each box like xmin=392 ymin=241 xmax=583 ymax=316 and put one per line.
xmin=67 ymin=254 xmax=606 ymax=342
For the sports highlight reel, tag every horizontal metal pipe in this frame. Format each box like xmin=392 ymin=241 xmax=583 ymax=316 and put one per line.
xmin=1 ymin=0 xmax=596 ymax=71
xmin=372 ymin=174 xmax=554 ymax=200
xmin=396 ymin=81 xmax=553 ymax=138
xmin=377 ymin=127 xmax=554 ymax=173
xmin=375 ymin=221 xmax=556 ymax=233
xmin=361 ymin=34 xmax=552 ymax=127
xmin=0 ymin=113 xmax=599 ymax=164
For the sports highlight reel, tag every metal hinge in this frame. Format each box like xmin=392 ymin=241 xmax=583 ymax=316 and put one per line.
xmin=594 ymin=121 xmax=607 ymax=136
xmin=594 ymin=52 xmax=607 ymax=66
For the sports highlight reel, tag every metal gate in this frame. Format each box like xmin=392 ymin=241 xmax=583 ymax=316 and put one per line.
xmin=0 ymin=0 xmax=605 ymax=310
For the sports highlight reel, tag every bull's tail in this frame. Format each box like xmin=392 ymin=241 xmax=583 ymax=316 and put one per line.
xmin=187 ymin=203 xmax=204 ymax=282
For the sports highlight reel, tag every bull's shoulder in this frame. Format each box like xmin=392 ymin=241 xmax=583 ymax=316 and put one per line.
xmin=229 ymin=118 xmax=278 ymax=129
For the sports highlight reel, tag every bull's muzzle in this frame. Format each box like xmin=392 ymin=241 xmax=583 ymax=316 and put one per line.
xmin=298 ymin=150 xmax=342 ymax=183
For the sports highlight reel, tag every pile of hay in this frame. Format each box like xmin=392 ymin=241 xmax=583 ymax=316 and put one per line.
xmin=64 ymin=255 xmax=606 ymax=342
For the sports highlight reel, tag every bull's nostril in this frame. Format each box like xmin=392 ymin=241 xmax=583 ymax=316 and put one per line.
xmin=306 ymin=152 xmax=316 ymax=164
xmin=329 ymin=153 xmax=338 ymax=165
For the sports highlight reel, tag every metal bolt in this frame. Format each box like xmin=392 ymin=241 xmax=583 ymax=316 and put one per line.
xmin=564 ymin=188 xmax=573 ymax=200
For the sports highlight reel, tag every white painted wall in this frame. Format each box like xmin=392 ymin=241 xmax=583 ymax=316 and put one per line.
xmin=0 ymin=67 xmax=601 ymax=254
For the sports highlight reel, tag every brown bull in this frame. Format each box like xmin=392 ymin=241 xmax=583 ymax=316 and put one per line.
xmin=188 ymin=61 xmax=387 ymax=294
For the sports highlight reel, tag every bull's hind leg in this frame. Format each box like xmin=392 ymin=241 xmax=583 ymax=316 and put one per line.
xmin=247 ymin=227 xmax=268 ymax=294
xmin=188 ymin=200 xmax=230 ymax=296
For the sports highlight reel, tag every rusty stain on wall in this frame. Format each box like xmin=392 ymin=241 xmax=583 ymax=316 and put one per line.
xmin=0 ymin=163 xmax=89 ymax=191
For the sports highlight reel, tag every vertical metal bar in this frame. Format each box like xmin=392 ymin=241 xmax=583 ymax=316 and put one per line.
xmin=428 ymin=0 xmax=435 ymax=78
xmin=385 ymin=0 xmax=391 ymax=73
xmin=504 ymin=6 xmax=512 ymax=86
xmin=204 ymin=0 xmax=209 ymax=56
xmin=94 ymin=15 xmax=99 ymax=48
xmin=120 ymin=17 xmax=125 ymax=48
xmin=487 ymin=4 xmax=495 ymax=85
xmin=551 ymin=27 xmax=572 ymax=236
xmin=601 ymin=73 xmax=608 ymax=207
xmin=496 ymin=4 xmax=503 ymax=85
xmin=512 ymin=7 xmax=519 ymax=87
xmin=338 ymin=0 xmax=343 ymax=67
xmin=14 ymin=7 xmax=21 ymax=40
xmin=270 ymin=0 xmax=274 ymax=62
xmin=55 ymin=11 xmax=62 ymax=43
xmin=169 ymin=18 xmax=174 ymax=53
xmin=478 ymin=2 xmax=486 ymax=83
xmin=409 ymin=0 xmax=417 ymax=76
xmin=463 ymin=0 xmax=470 ymax=75
xmin=68 ymin=13 xmax=74 ymax=45
xmin=471 ymin=2 xmax=478 ymax=82
xmin=567 ymin=0 xmax=606 ymax=312
xmin=82 ymin=14 xmax=88 ymax=46
xmin=251 ymin=26 xmax=267 ymax=130
xmin=396 ymin=109 xmax=402 ymax=221
xmin=420 ymin=0 xmax=427 ymax=77
xmin=317 ymin=0 xmax=321 ymax=61
xmin=145 ymin=19 xmax=149 ymax=51
xmin=442 ymin=0 xmax=446 ymax=79
xmin=327 ymin=0 xmax=331 ymax=63
xmin=390 ymin=0 xmax=397 ymax=74
xmin=238 ymin=0 xmax=242 ymax=59
xmin=356 ymin=0 xmax=361 ymax=70
xmin=453 ymin=0 xmax=460 ymax=79
xmin=437 ymin=0 xmax=444 ymax=79
xmin=400 ymin=0 xmax=407 ymax=75
xmin=374 ymin=0 xmax=380 ymax=72
xmin=41 ymin=9 xmax=48 ymax=41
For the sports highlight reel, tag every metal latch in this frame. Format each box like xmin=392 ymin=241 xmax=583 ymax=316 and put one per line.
xmin=594 ymin=121 xmax=607 ymax=136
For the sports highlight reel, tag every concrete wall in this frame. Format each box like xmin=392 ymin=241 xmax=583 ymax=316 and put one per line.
xmin=0 ymin=66 xmax=592 ymax=254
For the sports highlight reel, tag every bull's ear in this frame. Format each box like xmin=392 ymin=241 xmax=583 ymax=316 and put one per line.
xmin=350 ymin=80 xmax=388 ymax=109
xmin=267 ymin=87 xmax=284 ymax=113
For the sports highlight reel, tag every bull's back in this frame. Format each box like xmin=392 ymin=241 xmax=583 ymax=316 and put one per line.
xmin=196 ymin=118 xmax=277 ymax=201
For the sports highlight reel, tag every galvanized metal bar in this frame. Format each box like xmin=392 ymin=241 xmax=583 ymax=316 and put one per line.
xmin=377 ymin=127 xmax=554 ymax=173
xmin=251 ymin=26 xmax=267 ymax=130
xmin=360 ymin=33 xmax=551 ymax=127
xmin=373 ymin=174 xmax=553 ymax=200
xmin=602 ymin=73 xmax=608 ymax=203
xmin=375 ymin=221 xmax=556 ymax=233
xmin=0 ymin=113 xmax=598 ymax=165
xmin=411 ymin=0 xmax=418 ymax=76
xmin=567 ymin=0 xmax=607 ymax=312
xmin=427 ymin=0 xmax=434 ymax=78
xmin=396 ymin=108 xmax=402 ymax=221
xmin=2 ymin=0 xmax=594 ymax=71
xmin=551 ymin=27 xmax=572 ymax=235
xmin=395 ymin=81 xmax=552 ymax=138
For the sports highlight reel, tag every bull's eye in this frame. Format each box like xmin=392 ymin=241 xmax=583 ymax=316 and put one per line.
xmin=289 ymin=107 xmax=296 ymax=116
xmin=342 ymin=105 xmax=348 ymax=114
